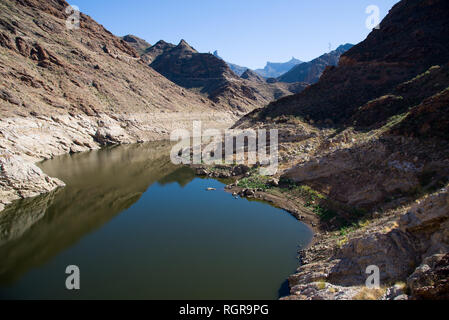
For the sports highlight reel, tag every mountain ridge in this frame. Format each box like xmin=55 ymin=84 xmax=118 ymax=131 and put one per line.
xmin=147 ymin=39 xmax=309 ymax=112
xmin=240 ymin=0 xmax=449 ymax=125
xmin=278 ymin=44 xmax=353 ymax=83
xmin=122 ymin=34 xmax=151 ymax=55
xmin=213 ymin=50 xmax=248 ymax=76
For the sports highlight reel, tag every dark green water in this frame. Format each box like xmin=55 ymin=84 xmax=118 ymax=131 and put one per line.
xmin=0 ymin=142 xmax=313 ymax=300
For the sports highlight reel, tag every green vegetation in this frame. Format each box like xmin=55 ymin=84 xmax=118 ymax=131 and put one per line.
xmin=402 ymin=65 xmax=440 ymax=86
xmin=295 ymin=185 xmax=338 ymax=221
xmin=274 ymin=114 xmax=307 ymax=125
xmin=277 ymin=181 xmax=339 ymax=222
xmin=297 ymin=185 xmax=327 ymax=202
xmin=337 ymin=236 xmax=349 ymax=248
xmin=338 ymin=220 xmax=370 ymax=237
xmin=279 ymin=177 xmax=296 ymax=188
xmin=259 ymin=176 xmax=372 ymax=228
xmin=237 ymin=175 xmax=272 ymax=191
xmin=364 ymin=94 xmax=404 ymax=107
xmin=317 ymin=279 xmax=327 ymax=290
xmin=380 ymin=111 xmax=410 ymax=132
xmin=307 ymin=204 xmax=338 ymax=221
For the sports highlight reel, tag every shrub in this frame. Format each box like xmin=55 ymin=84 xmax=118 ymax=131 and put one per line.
xmin=317 ymin=279 xmax=327 ymax=290
xmin=237 ymin=175 xmax=271 ymax=190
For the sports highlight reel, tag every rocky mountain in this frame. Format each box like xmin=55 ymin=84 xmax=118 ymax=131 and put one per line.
xmin=255 ymin=57 xmax=303 ymax=78
xmin=213 ymin=51 xmax=303 ymax=79
xmin=240 ymin=70 xmax=310 ymax=101
xmin=278 ymin=44 xmax=353 ymax=84
xmin=240 ymin=69 xmax=265 ymax=83
xmin=150 ymin=39 xmax=233 ymax=95
xmin=121 ymin=34 xmax=151 ymax=55
xmin=213 ymin=50 xmax=248 ymax=76
xmin=147 ymin=39 xmax=307 ymax=112
xmin=246 ymin=0 xmax=449 ymax=125
xmin=233 ymin=0 xmax=449 ymax=300
xmin=141 ymin=40 xmax=175 ymax=64
xmin=0 ymin=0 xmax=237 ymax=210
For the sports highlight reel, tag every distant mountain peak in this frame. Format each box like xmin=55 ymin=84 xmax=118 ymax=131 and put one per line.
xmin=178 ymin=39 xmax=192 ymax=48
xmin=154 ymin=40 xmax=170 ymax=47
xmin=277 ymin=44 xmax=354 ymax=84
xmin=336 ymin=43 xmax=354 ymax=51
xmin=255 ymin=58 xmax=303 ymax=78
xmin=122 ymin=34 xmax=143 ymax=43
xmin=212 ymin=50 xmax=248 ymax=76
xmin=241 ymin=69 xmax=265 ymax=83
xmin=121 ymin=34 xmax=151 ymax=55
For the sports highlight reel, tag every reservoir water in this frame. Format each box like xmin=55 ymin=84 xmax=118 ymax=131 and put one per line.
xmin=0 ymin=142 xmax=313 ymax=299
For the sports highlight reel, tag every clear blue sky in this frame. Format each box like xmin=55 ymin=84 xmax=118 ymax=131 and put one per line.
xmin=70 ymin=0 xmax=400 ymax=69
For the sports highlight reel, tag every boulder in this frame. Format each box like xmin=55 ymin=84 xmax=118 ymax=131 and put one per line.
xmin=232 ymin=164 xmax=250 ymax=176
xmin=0 ymin=151 xmax=65 ymax=210
xmin=407 ymin=253 xmax=449 ymax=300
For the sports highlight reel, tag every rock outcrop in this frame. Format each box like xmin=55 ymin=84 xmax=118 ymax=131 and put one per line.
xmin=240 ymin=69 xmax=266 ymax=83
xmin=0 ymin=151 xmax=65 ymax=209
xmin=283 ymin=135 xmax=449 ymax=209
xmin=122 ymin=34 xmax=151 ymax=55
xmin=286 ymin=187 xmax=449 ymax=300
xmin=407 ymin=253 xmax=449 ymax=300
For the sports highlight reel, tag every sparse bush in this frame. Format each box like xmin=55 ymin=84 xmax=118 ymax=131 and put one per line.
xmin=237 ymin=175 xmax=271 ymax=190
xmin=317 ymin=279 xmax=327 ymax=290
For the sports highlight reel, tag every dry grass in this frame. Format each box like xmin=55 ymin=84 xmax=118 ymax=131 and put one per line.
xmin=353 ymin=287 xmax=386 ymax=300
xmin=383 ymin=221 xmax=399 ymax=233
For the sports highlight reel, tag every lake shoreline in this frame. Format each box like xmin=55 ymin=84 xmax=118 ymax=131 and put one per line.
xmin=0 ymin=113 xmax=235 ymax=213
xmin=188 ymin=163 xmax=449 ymax=300
xmin=0 ymin=143 xmax=312 ymax=299
xmin=2 ymin=139 xmax=448 ymax=300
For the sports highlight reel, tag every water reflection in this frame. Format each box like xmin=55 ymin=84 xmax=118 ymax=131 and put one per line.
xmin=0 ymin=141 xmax=312 ymax=299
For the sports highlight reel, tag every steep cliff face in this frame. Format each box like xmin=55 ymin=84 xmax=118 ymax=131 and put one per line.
xmin=245 ymin=0 xmax=449 ymax=124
